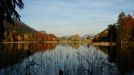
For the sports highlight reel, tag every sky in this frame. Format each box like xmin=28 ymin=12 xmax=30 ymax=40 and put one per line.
xmin=18 ymin=0 xmax=134 ymax=37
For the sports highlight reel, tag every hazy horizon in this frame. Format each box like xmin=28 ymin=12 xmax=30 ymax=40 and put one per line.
xmin=19 ymin=0 xmax=134 ymax=37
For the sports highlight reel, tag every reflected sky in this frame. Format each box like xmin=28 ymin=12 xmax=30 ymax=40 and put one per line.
xmin=0 ymin=43 xmax=119 ymax=75
xmin=1 ymin=43 xmax=134 ymax=75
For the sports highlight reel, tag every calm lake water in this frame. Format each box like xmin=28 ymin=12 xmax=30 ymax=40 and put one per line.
xmin=0 ymin=43 xmax=134 ymax=75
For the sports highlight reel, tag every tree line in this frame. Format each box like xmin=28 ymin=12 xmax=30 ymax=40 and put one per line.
xmin=93 ymin=12 xmax=134 ymax=43
xmin=3 ymin=31 xmax=57 ymax=42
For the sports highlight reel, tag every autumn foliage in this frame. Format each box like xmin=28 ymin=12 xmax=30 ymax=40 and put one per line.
xmin=120 ymin=14 xmax=134 ymax=41
xmin=35 ymin=32 xmax=57 ymax=42
xmin=93 ymin=12 xmax=134 ymax=42
xmin=3 ymin=31 xmax=57 ymax=42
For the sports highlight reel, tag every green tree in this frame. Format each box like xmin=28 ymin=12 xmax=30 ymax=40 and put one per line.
xmin=131 ymin=28 xmax=134 ymax=41
xmin=0 ymin=0 xmax=24 ymax=41
xmin=108 ymin=24 xmax=117 ymax=42
xmin=116 ymin=12 xmax=126 ymax=43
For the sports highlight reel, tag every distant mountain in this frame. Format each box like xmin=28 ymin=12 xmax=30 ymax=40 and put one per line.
xmin=81 ymin=34 xmax=94 ymax=39
xmin=4 ymin=21 xmax=36 ymax=33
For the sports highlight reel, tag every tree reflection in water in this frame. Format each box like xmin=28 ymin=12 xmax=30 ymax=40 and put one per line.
xmin=95 ymin=43 xmax=134 ymax=75
xmin=0 ymin=43 xmax=56 ymax=73
xmin=0 ymin=43 xmax=33 ymax=69
xmin=69 ymin=42 xmax=80 ymax=49
xmin=1 ymin=42 xmax=132 ymax=75
xmin=107 ymin=44 xmax=134 ymax=75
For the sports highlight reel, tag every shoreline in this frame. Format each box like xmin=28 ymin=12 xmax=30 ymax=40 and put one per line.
xmin=1 ymin=41 xmax=116 ymax=46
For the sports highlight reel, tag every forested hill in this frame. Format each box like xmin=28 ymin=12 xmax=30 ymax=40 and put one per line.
xmin=3 ymin=21 xmax=57 ymax=42
xmin=3 ymin=21 xmax=36 ymax=33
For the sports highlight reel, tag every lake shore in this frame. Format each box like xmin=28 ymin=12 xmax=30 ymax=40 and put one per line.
xmin=2 ymin=41 xmax=115 ymax=46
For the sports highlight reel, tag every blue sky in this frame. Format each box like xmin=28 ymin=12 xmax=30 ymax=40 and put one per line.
xmin=18 ymin=0 xmax=134 ymax=36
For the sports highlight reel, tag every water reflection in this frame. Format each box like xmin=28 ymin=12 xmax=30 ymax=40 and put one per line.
xmin=68 ymin=42 xmax=80 ymax=49
xmin=0 ymin=43 xmax=133 ymax=75
xmin=0 ymin=43 xmax=33 ymax=69
xmin=96 ymin=44 xmax=134 ymax=75
xmin=0 ymin=43 xmax=56 ymax=69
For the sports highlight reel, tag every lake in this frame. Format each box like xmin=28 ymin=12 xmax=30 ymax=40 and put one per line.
xmin=0 ymin=43 xmax=134 ymax=75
